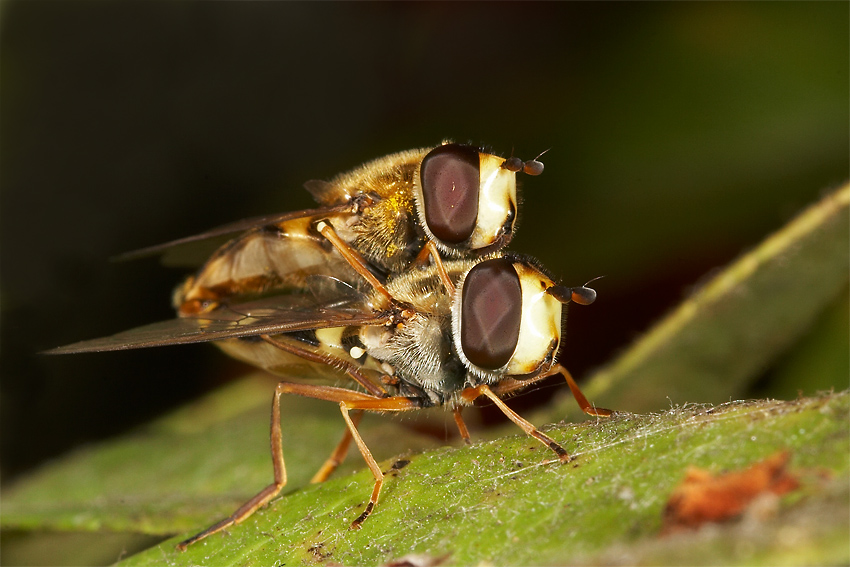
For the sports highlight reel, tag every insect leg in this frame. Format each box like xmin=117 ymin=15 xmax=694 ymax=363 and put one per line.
xmin=310 ymin=410 xmax=363 ymax=484
xmin=333 ymin=394 xmax=424 ymax=529
xmin=411 ymin=243 xmax=433 ymax=267
xmin=339 ymin=402 xmax=384 ymax=529
xmin=178 ymin=383 xmax=414 ymax=550
xmin=461 ymin=384 xmax=571 ymax=463
xmin=487 ymin=364 xmax=612 ymax=417
xmin=423 ymin=240 xmax=456 ymax=295
xmin=411 ymin=240 xmax=455 ymax=294
xmin=540 ymin=363 xmax=612 ymax=417
xmin=176 ymin=386 xmax=289 ymax=551
xmin=260 ymin=334 xmax=387 ymax=398
xmin=315 ymin=221 xmax=394 ymax=306
xmin=269 ymin=383 xmax=423 ymax=528
xmin=452 ymin=407 xmax=471 ymax=445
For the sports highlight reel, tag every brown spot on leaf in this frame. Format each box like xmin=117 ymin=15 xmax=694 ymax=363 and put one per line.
xmin=662 ymin=450 xmax=800 ymax=534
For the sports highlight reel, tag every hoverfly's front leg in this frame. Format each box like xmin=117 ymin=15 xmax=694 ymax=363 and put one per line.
xmin=176 ymin=385 xmax=289 ymax=551
xmin=452 ymin=407 xmax=471 ymax=445
xmin=315 ymin=221 xmax=394 ymax=307
xmin=461 ymin=384 xmax=571 ymax=463
xmin=413 ymin=240 xmax=456 ymax=295
xmin=539 ymin=363 xmax=613 ymax=417
xmin=487 ymin=364 xmax=613 ymax=418
xmin=412 ymin=243 xmax=432 ymax=267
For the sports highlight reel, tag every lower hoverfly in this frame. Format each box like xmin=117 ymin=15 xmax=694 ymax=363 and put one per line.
xmin=125 ymin=143 xmax=546 ymax=317
xmin=48 ymin=232 xmax=611 ymax=550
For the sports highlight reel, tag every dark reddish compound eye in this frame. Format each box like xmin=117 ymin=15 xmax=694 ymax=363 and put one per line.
xmin=420 ymin=144 xmax=480 ymax=244
xmin=460 ymin=258 xmax=522 ymax=370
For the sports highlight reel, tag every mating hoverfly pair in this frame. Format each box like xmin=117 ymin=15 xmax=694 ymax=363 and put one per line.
xmin=49 ymin=142 xmax=612 ymax=550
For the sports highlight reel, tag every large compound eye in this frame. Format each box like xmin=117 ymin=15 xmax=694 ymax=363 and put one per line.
xmin=460 ymin=258 xmax=522 ymax=370
xmin=420 ymin=144 xmax=480 ymax=244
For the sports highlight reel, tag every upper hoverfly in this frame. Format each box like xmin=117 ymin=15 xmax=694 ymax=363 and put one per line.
xmin=124 ymin=142 xmax=546 ymax=317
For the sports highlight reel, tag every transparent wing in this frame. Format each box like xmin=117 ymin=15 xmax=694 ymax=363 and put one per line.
xmin=45 ymin=294 xmax=389 ymax=354
xmin=114 ymin=204 xmax=352 ymax=265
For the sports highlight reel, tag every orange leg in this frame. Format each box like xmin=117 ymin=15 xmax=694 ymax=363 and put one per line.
xmin=340 ymin=402 xmax=383 ymax=528
xmin=489 ymin=364 xmax=613 ymax=417
xmin=452 ymin=407 xmax=471 ymax=445
xmin=176 ymin=381 xmax=420 ymax=550
xmin=412 ymin=244 xmax=432 ymax=267
xmin=310 ymin=410 xmax=363 ymax=484
xmin=557 ymin=364 xmax=612 ymax=417
xmin=412 ymin=240 xmax=455 ymax=295
xmin=461 ymin=384 xmax=571 ymax=463
xmin=315 ymin=221 xmax=393 ymax=307
xmin=423 ymin=240 xmax=456 ymax=295
xmin=177 ymin=385 xmax=289 ymax=551
xmin=546 ymin=364 xmax=612 ymax=417
xmin=334 ymin=394 xmax=423 ymax=529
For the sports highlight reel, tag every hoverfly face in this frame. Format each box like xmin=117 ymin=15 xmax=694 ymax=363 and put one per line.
xmin=453 ymin=257 xmax=564 ymax=381
xmin=415 ymin=144 xmax=518 ymax=256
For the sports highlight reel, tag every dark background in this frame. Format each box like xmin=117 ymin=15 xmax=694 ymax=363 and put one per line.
xmin=2 ymin=2 xmax=847 ymax=484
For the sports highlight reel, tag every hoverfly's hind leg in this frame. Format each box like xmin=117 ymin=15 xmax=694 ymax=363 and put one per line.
xmin=545 ymin=363 xmax=613 ymax=417
xmin=178 ymin=383 xmax=420 ymax=549
xmin=310 ymin=410 xmax=363 ymax=484
xmin=176 ymin=386 xmax=290 ymax=551
xmin=260 ymin=381 xmax=422 ymax=530
xmin=452 ymin=407 xmax=471 ymax=445
xmin=461 ymin=384 xmax=572 ymax=463
xmin=315 ymin=221 xmax=394 ymax=306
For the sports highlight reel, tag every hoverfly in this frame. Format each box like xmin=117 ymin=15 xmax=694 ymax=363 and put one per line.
xmin=124 ymin=142 xmax=546 ymax=317
xmin=48 ymin=242 xmax=611 ymax=550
